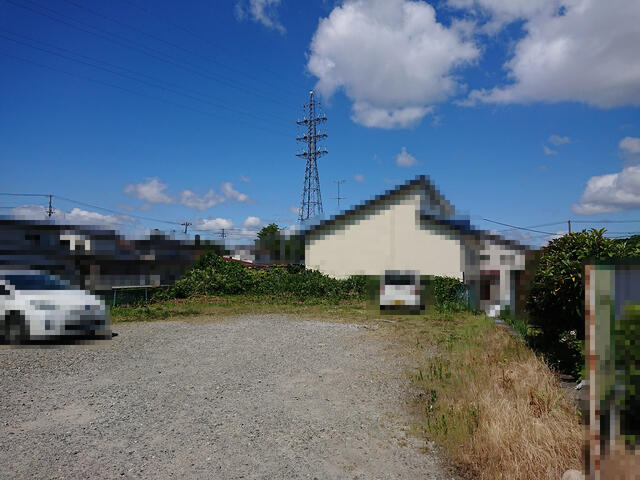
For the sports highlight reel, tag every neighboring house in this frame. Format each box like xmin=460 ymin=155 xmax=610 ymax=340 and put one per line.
xmin=0 ymin=218 xmax=213 ymax=291
xmin=302 ymin=176 xmax=528 ymax=315
xmin=227 ymin=244 xmax=256 ymax=263
xmin=476 ymin=235 xmax=527 ymax=315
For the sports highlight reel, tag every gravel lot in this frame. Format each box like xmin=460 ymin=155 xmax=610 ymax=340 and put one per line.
xmin=1 ymin=314 xmax=452 ymax=479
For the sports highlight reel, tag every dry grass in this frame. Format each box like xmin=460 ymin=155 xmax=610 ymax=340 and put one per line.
xmin=393 ymin=311 xmax=584 ymax=480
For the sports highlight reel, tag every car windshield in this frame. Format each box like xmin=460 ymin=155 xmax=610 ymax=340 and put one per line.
xmin=384 ymin=274 xmax=416 ymax=286
xmin=1 ymin=274 xmax=69 ymax=291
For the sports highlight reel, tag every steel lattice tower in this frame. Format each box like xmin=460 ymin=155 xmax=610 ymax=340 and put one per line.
xmin=296 ymin=90 xmax=327 ymax=222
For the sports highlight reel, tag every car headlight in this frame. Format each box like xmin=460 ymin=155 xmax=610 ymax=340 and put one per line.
xmin=30 ymin=300 xmax=57 ymax=311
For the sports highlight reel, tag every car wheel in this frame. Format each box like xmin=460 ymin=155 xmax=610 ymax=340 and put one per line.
xmin=5 ymin=311 xmax=27 ymax=345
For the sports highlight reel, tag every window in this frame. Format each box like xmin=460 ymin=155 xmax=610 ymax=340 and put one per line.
xmin=2 ymin=274 xmax=68 ymax=291
xmin=500 ymin=254 xmax=515 ymax=266
xmin=384 ymin=274 xmax=415 ymax=286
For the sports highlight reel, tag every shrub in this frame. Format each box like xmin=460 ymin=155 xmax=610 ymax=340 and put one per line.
xmin=526 ymin=228 xmax=639 ymax=375
xmin=162 ymin=252 xmax=367 ymax=302
xmin=527 ymin=228 xmax=638 ymax=337
xmin=432 ymin=276 xmax=467 ymax=312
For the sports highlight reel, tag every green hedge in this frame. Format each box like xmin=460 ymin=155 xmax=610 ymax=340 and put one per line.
xmin=153 ymin=253 xmax=367 ymax=302
xmin=525 ymin=228 xmax=640 ymax=376
xmin=431 ymin=276 xmax=467 ymax=312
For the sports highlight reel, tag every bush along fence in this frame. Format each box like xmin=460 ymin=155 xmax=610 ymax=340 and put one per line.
xmin=107 ymin=253 xmax=474 ymax=310
xmin=150 ymin=253 xmax=368 ymax=303
xmin=430 ymin=276 xmax=469 ymax=312
xmin=525 ymin=228 xmax=640 ymax=377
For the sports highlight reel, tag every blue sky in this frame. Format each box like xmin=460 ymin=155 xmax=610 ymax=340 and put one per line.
xmin=1 ymin=0 xmax=639 ymax=245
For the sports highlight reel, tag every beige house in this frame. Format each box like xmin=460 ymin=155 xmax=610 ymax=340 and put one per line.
xmin=303 ymin=176 xmax=526 ymax=314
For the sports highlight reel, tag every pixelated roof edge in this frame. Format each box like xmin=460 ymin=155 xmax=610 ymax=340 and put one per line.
xmin=301 ymin=175 xmax=447 ymax=231
xmin=300 ymin=175 xmax=528 ymax=251
xmin=0 ymin=216 xmax=120 ymax=236
xmin=0 ymin=217 xmax=223 ymax=245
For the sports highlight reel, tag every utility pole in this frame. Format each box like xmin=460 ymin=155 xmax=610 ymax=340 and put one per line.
xmin=46 ymin=194 xmax=54 ymax=218
xmin=181 ymin=221 xmax=192 ymax=235
xmin=220 ymin=229 xmax=227 ymax=239
xmin=568 ymin=220 xmax=571 ymax=234
xmin=296 ymin=90 xmax=327 ymax=222
xmin=332 ymin=179 xmax=345 ymax=210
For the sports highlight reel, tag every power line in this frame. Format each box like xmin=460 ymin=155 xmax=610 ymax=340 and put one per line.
xmin=7 ymin=0 xmax=297 ymax=112
xmin=0 ymin=192 xmax=49 ymax=197
xmin=482 ymin=218 xmax=554 ymax=235
xmin=53 ymin=195 xmax=182 ymax=226
xmin=0 ymin=30 xmax=291 ymax=129
xmin=0 ymin=51 xmax=290 ymax=138
xmin=118 ymin=0 xmax=307 ymax=94
xmin=498 ymin=221 xmax=566 ymax=232
xmin=572 ymin=220 xmax=640 ymax=224
xmin=0 ymin=193 xmax=262 ymax=237
xmin=61 ymin=0 xmax=300 ymax=109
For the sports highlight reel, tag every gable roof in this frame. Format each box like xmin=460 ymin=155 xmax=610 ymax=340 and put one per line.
xmin=302 ymin=175 xmax=527 ymax=251
xmin=303 ymin=175 xmax=452 ymax=234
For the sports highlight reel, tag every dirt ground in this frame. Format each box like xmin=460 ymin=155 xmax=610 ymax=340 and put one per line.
xmin=0 ymin=314 xmax=454 ymax=479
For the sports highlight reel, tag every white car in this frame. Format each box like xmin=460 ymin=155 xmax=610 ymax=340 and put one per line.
xmin=380 ymin=270 xmax=423 ymax=312
xmin=0 ymin=270 xmax=110 ymax=344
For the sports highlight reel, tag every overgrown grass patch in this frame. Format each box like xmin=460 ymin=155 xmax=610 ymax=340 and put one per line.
xmin=110 ymin=295 xmax=374 ymax=323
xmin=386 ymin=308 xmax=583 ymax=480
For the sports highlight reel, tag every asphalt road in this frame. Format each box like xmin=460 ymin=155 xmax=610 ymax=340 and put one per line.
xmin=0 ymin=314 xmax=452 ymax=479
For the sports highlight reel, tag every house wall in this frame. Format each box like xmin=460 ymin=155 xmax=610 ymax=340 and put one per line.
xmin=305 ymin=193 xmax=465 ymax=279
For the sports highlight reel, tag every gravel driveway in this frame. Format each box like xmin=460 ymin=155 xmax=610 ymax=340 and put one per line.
xmin=1 ymin=314 xmax=452 ymax=479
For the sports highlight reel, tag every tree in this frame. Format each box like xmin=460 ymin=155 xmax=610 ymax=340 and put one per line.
xmin=526 ymin=229 xmax=640 ymax=375
xmin=257 ymin=223 xmax=279 ymax=240
xmin=527 ymin=229 xmax=637 ymax=337
xmin=255 ymin=223 xmax=281 ymax=261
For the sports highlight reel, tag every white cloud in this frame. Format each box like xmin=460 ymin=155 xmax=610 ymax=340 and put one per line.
xmin=175 ymin=183 xmax=251 ymax=211
xmin=543 ymin=145 xmax=557 ymax=155
xmin=243 ymin=216 xmax=261 ymax=228
xmin=124 ymin=178 xmax=173 ymax=204
xmin=620 ymin=136 xmax=640 ymax=163
xmin=240 ymin=175 xmax=251 ymax=182
xmin=289 ymin=205 xmax=301 ymax=215
xmin=221 ymin=182 xmax=250 ymax=203
xmin=549 ymin=134 xmax=571 ymax=146
xmin=463 ymin=0 xmax=640 ymax=108
xmin=179 ymin=189 xmax=224 ymax=211
xmin=307 ymin=0 xmax=479 ymax=128
xmin=235 ymin=0 xmax=285 ymax=33
xmin=447 ymin=0 xmax=556 ymax=32
xmin=195 ymin=218 xmax=234 ymax=231
xmin=571 ymin=165 xmax=640 ymax=214
xmin=396 ymin=146 xmax=417 ymax=167
xmin=620 ymin=137 xmax=640 ymax=154
xmin=10 ymin=205 xmax=48 ymax=220
xmin=10 ymin=205 xmax=132 ymax=226
xmin=352 ymin=103 xmax=433 ymax=129
xmin=353 ymin=173 xmax=365 ymax=182
xmin=65 ymin=208 xmax=132 ymax=226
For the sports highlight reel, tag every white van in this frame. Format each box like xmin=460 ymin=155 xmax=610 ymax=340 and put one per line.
xmin=380 ymin=270 xmax=422 ymax=312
